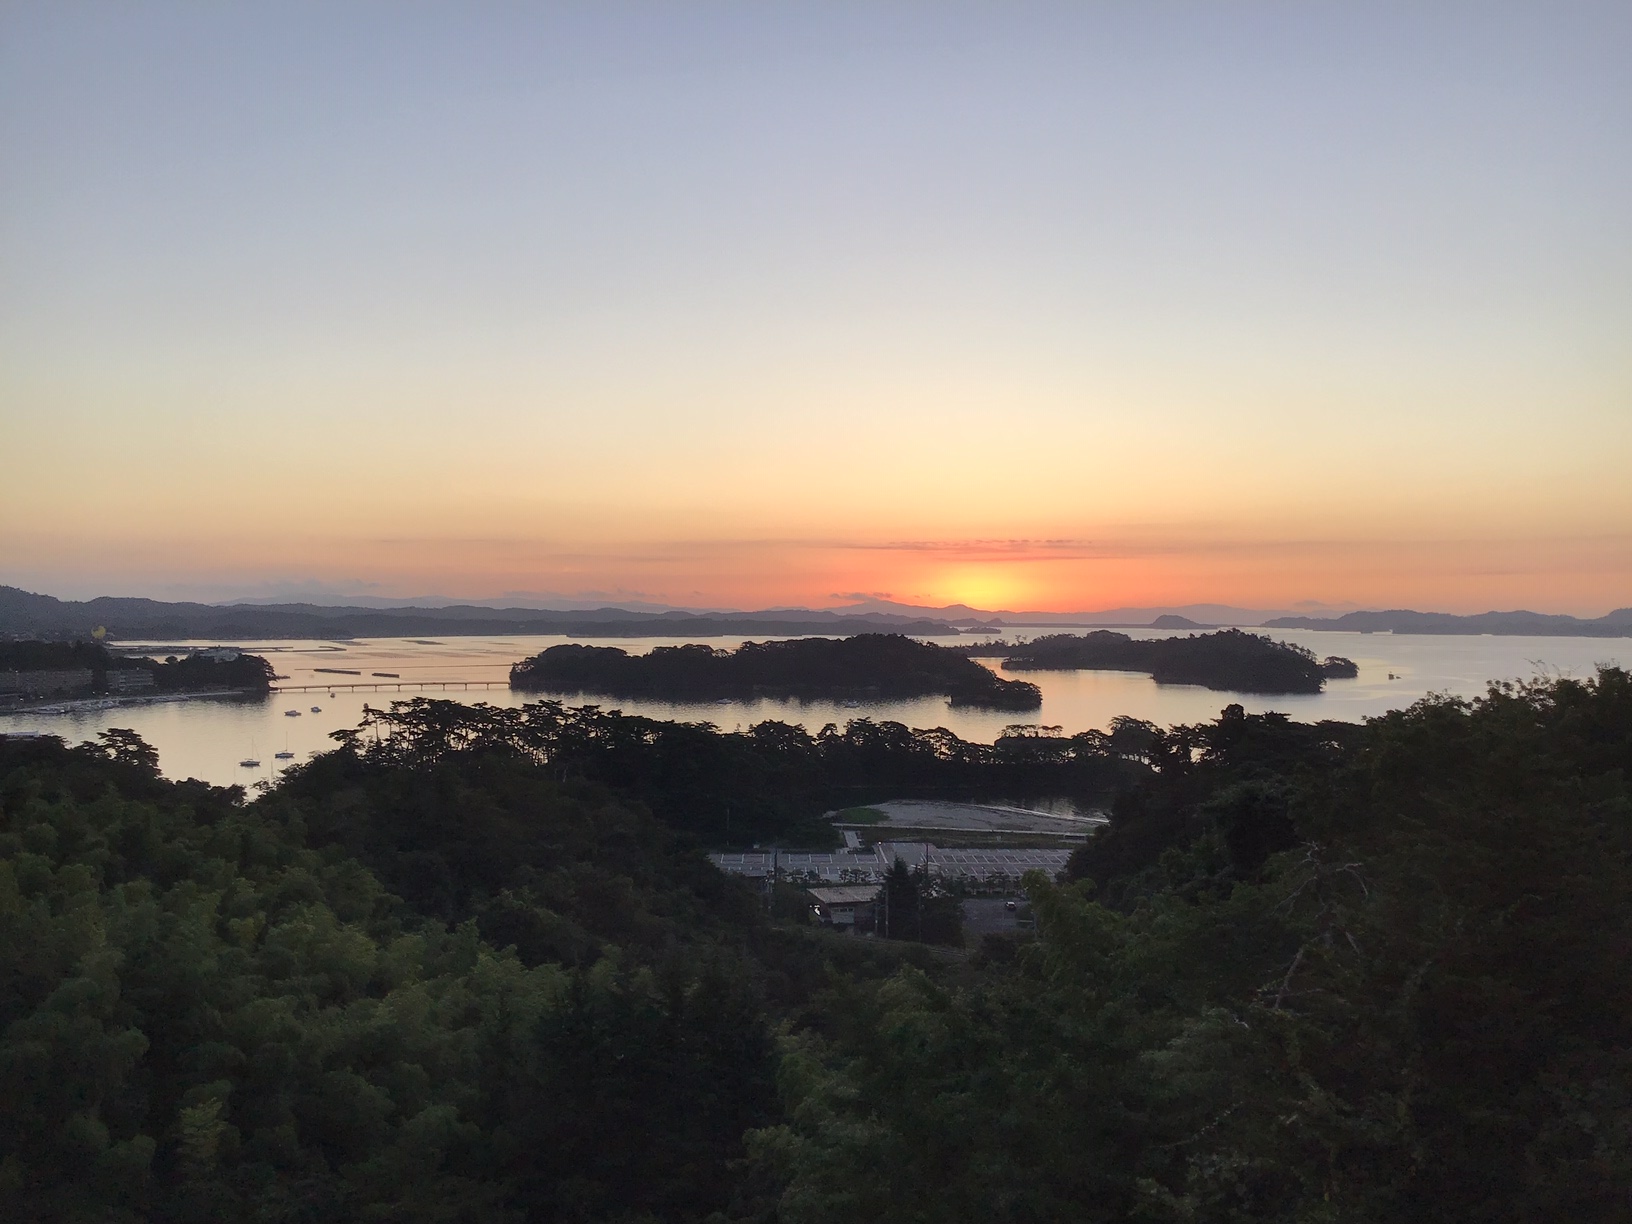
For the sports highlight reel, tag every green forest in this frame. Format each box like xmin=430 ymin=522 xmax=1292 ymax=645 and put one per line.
xmin=969 ymin=628 xmax=1359 ymax=693
xmin=2 ymin=667 xmax=1628 ymax=1221
xmin=509 ymin=634 xmax=1042 ymax=709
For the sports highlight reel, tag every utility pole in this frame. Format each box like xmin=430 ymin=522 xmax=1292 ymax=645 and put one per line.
xmin=919 ymin=842 xmax=928 ymax=942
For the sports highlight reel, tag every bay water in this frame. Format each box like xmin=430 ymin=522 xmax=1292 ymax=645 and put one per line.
xmin=1 ymin=629 xmax=1624 ymax=788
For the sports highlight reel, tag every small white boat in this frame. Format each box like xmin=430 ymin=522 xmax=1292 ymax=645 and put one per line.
xmin=274 ymin=750 xmax=295 ymax=760
xmin=311 ymin=705 xmax=322 ymax=712
xmin=285 ymin=709 xmax=302 ymax=717
xmin=239 ymin=758 xmax=260 ymax=768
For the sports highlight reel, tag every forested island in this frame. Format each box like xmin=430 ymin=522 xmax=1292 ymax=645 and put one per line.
xmin=510 ymin=633 xmax=1044 ymax=709
xmin=3 ymin=667 xmax=1628 ymax=1220
xmin=967 ymin=628 xmax=1358 ymax=693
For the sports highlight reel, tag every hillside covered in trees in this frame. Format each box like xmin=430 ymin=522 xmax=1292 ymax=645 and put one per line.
xmin=970 ymin=627 xmax=1358 ymax=693
xmin=332 ymin=696 xmax=1144 ymax=846
xmin=2 ymin=666 xmax=1628 ymax=1221
xmin=510 ymin=634 xmax=1043 ymax=709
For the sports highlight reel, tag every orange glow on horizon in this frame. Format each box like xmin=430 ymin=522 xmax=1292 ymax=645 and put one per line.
xmin=915 ymin=566 xmax=1042 ymax=612
xmin=5 ymin=523 xmax=1627 ymax=616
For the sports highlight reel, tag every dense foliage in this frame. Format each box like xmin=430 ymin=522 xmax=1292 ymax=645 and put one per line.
xmin=760 ymin=669 xmax=1632 ymax=1221
xmin=975 ymin=628 xmax=1357 ymax=693
xmin=146 ymin=652 xmax=277 ymax=692
xmin=3 ymin=667 xmax=1628 ymax=1222
xmin=0 ymin=730 xmax=790 ymax=1222
xmin=335 ymin=697 xmax=1143 ymax=845
xmin=511 ymin=635 xmax=1042 ymax=709
xmin=0 ymin=641 xmax=131 ymax=673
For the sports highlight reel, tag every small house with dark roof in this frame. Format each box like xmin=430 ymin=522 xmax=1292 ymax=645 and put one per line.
xmin=806 ymin=884 xmax=882 ymax=931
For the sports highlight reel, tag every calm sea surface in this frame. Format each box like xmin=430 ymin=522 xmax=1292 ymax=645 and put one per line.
xmin=2 ymin=629 xmax=1625 ymax=788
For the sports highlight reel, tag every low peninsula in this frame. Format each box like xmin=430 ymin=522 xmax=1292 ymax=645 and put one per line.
xmin=967 ymin=629 xmax=1357 ymax=694
xmin=0 ymin=640 xmax=276 ymax=706
xmin=510 ymin=633 xmax=1043 ymax=709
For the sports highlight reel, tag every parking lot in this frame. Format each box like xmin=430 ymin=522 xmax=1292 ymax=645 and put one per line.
xmin=961 ymin=897 xmax=1025 ymax=937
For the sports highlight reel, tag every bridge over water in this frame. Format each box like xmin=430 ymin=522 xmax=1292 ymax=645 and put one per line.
xmin=272 ymin=680 xmax=510 ymax=693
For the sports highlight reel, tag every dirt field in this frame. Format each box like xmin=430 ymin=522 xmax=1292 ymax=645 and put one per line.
xmin=835 ymin=798 xmax=1105 ymax=836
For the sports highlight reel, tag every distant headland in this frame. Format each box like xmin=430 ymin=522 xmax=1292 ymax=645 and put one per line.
xmin=1263 ymin=608 xmax=1632 ymax=637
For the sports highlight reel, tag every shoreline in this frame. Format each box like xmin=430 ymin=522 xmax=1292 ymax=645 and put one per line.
xmin=0 ymin=688 xmax=263 ymax=719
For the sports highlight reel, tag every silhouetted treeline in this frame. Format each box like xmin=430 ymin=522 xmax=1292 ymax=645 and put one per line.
xmin=335 ymin=695 xmax=1145 ymax=845
xmin=966 ymin=627 xmax=1357 ymax=693
xmin=510 ymin=634 xmax=1043 ymax=710
xmin=147 ymin=651 xmax=277 ymax=692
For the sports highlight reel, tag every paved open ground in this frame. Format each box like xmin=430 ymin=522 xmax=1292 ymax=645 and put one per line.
xmin=961 ymin=897 xmax=1025 ymax=937
xmin=845 ymin=799 xmax=1106 ymax=835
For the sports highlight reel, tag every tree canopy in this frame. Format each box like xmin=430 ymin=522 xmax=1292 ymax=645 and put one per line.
xmin=3 ymin=666 xmax=1628 ymax=1221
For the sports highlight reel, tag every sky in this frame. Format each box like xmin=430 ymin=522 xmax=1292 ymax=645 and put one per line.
xmin=2 ymin=2 xmax=1629 ymax=614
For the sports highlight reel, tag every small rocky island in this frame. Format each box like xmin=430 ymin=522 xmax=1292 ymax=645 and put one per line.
xmin=967 ymin=628 xmax=1357 ymax=694
xmin=510 ymin=633 xmax=1043 ymax=709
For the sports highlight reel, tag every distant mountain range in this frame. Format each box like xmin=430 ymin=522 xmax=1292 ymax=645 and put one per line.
xmin=1 ymin=585 xmax=1626 ymax=641
xmin=827 ymin=598 xmax=1287 ymax=626
xmin=1263 ymin=608 xmax=1632 ymax=638
xmin=0 ymin=586 xmax=959 ymax=641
